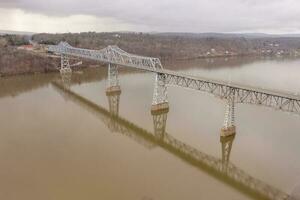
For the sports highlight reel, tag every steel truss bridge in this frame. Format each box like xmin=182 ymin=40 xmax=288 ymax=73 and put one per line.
xmin=52 ymin=81 xmax=292 ymax=200
xmin=48 ymin=42 xmax=300 ymax=136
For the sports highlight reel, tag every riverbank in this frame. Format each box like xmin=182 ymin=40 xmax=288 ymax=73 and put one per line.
xmin=0 ymin=47 xmax=57 ymax=77
xmin=1 ymin=46 xmax=300 ymax=77
xmin=0 ymin=46 xmax=101 ymax=77
xmin=1 ymin=31 xmax=300 ymax=77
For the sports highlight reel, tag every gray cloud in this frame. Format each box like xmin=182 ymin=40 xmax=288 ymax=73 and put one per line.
xmin=1 ymin=0 xmax=300 ymax=33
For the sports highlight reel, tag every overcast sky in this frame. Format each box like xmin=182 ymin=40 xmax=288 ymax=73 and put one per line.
xmin=0 ymin=0 xmax=299 ymax=33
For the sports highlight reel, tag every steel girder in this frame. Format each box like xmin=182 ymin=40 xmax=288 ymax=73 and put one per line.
xmin=60 ymin=54 xmax=72 ymax=73
xmin=48 ymin=42 xmax=163 ymax=71
xmin=164 ymin=73 xmax=300 ymax=115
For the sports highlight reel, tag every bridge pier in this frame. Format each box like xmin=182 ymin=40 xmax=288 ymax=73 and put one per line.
xmin=220 ymin=134 xmax=235 ymax=173
xmin=151 ymin=73 xmax=169 ymax=113
xmin=221 ymin=92 xmax=236 ymax=137
xmin=152 ymin=106 xmax=169 ymax=140
xmin=60 ymin=54 xmax=72 ymax=73
xmin=106 ymin=63 xmax=121 ymax=95
xmin=59 ymin=54 xmax=72 ymax=89
xmin=106 ymin=63 xmax=121 ymax=118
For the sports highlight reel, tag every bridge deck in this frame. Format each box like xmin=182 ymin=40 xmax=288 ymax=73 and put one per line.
xmin=161 ymin=69 xmax=300 ymax=100
xmin=48 ymin=42 xmax=300 ymax=100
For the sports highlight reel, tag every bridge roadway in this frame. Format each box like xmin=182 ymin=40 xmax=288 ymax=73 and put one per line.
xmin=48 ymin=42 xmax=300 ymax=115
xmin=52 ymin=81 xmax=292 ymax=200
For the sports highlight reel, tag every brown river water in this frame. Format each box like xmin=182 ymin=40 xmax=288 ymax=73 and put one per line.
xmin=1 ymin=56 xmax=300 ymax=200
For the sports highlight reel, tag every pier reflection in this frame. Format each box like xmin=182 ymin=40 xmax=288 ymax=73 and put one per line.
xmin=52 ymin=81 xmax=294 ymax=200
xmin=151 ymin=105 xmax=169 ymax=141
xmin=221 ymin=134 xmax=235 ymax=173
xmin=60 ymin=70 xmax=72 ymax=90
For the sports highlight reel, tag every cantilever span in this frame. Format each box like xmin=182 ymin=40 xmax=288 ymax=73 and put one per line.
xmin=48 ymin=42 xmax=300 ymax=137
xmin=52 ymin=81 xmax=291 ymax=200
xmin=48 ymin=42 xmax=163 ymax=71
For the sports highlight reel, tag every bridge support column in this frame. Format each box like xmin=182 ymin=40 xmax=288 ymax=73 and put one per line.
xmin=221 ymin=92 xmax=236 ymax=137
xmin=106 ymin=63 xmax=121 ymax=95
xmin=60 ymin=54 xmax=72 ymax=73
xmin=152 ymin=107 xmax=169 ymax=140
xmin=220 ymin=134 xmax=235 ymax=173
xmin=151 ymin=73 xmax=169 ymax=113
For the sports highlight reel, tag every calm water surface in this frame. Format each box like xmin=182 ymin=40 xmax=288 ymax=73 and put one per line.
xmin=1 ymin=57 xmax=300 ymax=200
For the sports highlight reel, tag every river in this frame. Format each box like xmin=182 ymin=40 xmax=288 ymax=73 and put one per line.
xmin=1 ymin=56 xmax=300 ymax=200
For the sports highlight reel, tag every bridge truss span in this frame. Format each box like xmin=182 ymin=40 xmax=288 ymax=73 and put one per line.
xmin=48 ymin=42 xmax=163 ymax=71
xmin=162 ymin=70 xmax=300 ymax=115
xmin=48 ymin=42 xmax=300 ymax=116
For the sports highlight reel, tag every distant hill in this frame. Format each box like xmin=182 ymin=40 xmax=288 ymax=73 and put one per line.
xmin=31 ymin=32 xmax=300 ymax=60
xmin=152 ymin=32 xmax=300 ymax=38
xmin=2 ymin=29 xmax=300 ymax=38
xmin=0 ymin=30 xmax=35 ymax=35
xmin=2 ymin=31 xmax=300 ymax=77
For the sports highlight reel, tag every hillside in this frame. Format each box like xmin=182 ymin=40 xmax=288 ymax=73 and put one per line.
xmin=0 ymin=30 xmax=35 ymax=36
xmin=1 ymin=32 xmax=300 ymax=76
xmin=33 ymin=32 xmax=300 ymax=59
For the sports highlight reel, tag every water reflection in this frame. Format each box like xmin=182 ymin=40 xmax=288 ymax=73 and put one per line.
xmin=0 ymin=73 xmax=57 ymax=98
xmin=106 ymin=87 xmax=121 ymax=117
xmin=221 ymin=134 xmax=235 ymax=173
xmin=2 ymin=57 xmax=300 ymax=199
xmin=52 ymin=80 xmax=293 ymax=200
xmin=60 ymin=70 xmax=72 ymax=90
xmin=0 ymin=68 xmax=108 ymax=98
xmin=152 ymin=107 xmax=168 ymax=141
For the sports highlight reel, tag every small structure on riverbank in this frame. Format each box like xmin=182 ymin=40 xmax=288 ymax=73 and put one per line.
xmin=17 ymin=44 xmax=34 ymax=51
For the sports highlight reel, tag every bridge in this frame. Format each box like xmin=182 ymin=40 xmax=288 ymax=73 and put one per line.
xmin=48 ymin=42 xmax=300 ymax=137
xmin=52 ymin=80 xmax=293 ymax=200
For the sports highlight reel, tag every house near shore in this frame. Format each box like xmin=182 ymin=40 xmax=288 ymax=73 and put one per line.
xmin=17 ymin=44 xmax=34 ymax=51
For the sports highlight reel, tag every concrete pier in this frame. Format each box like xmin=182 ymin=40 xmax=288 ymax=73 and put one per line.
xmin=106 ymin=86 xmax=121 ymax=96
xmin=151 ymin=102 xmax=169 ymax=115
xmin=221 ymin=125 xmax=236 ymax=137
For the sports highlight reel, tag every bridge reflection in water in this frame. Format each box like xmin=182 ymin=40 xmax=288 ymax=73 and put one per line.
xmin=52 ymin=75 xmax=294 ymax=200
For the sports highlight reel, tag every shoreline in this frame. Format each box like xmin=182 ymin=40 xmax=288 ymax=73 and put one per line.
xmin=1 ymin=48 xmax=300 ymax=78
